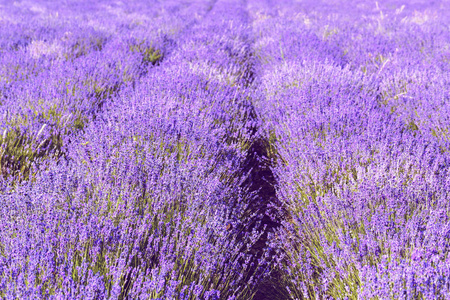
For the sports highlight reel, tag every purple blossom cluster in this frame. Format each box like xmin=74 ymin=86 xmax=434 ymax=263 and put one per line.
xmin=1 ymin=0 xmax=450 ymax=299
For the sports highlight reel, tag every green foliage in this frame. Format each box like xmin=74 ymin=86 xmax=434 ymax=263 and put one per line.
xmin=65 ymin=36 xmax=108 ymax=60
xmin=129 ymin=40 xmax=163 ymax=66
xmin=0 ymin=127 xmax=62 ymax=181
xmin=1 ymin=105 xmax=87 ymax=181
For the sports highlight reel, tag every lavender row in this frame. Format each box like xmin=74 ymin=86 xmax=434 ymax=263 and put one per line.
xmin=251 ymin=0 xmax=450 ymax=298
xmin=1 ymin=0 xmax=273 ymax=298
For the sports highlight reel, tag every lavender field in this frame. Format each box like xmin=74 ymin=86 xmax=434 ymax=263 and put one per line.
xmin=1 ymin=0 xmax=450 ymax=299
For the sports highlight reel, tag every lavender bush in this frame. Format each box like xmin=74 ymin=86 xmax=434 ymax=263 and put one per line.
xmin=1 ymin=0 xmax=449 ymax=299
